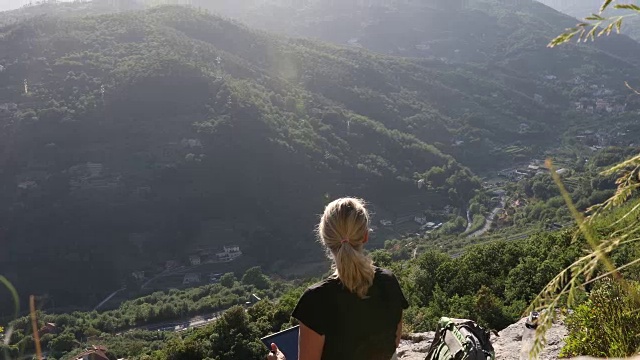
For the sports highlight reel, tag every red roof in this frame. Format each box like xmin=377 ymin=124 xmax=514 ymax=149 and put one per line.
xmin=75 ymin=346 xmax=110 ymax=360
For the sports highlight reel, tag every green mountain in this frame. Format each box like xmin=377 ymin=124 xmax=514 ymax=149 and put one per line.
xmin=0 ymin=4 xmax=539 ymax=311
xmin=206 ymin=0 xmax=640 ymax=75
xmin=2 ymin=0 xmax=640 ymax=312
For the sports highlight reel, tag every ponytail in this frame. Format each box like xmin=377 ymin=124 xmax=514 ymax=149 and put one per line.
xmin=318 ymin=197 xmax=375 ymax=298
xmin=335 ymin=241 xmax=375 ymax=298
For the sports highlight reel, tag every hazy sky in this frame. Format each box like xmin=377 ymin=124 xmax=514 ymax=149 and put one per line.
xmin=0 ymin=0 xmax=75 ymax=13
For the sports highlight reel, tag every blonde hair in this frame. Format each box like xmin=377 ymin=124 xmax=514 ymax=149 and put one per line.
xmin=318 ymin=197 xmax=375 ymax=298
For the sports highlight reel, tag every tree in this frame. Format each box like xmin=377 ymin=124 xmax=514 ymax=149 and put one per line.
xmin=241 ymin=267 xmax=270 ymax=290
xmin=219 ymin=273 xmax=236 ymax=288
xmin=48 ymin=331 xmax=76 ymax=353
xmin=369 ymin=249 xmax=393 ymax=268
xmin=208 ymin=306 xmax=264 ymax=360
xmin=474 ymin=286 xmax=510 ymax=330
xmin=410 ymin=250 xmax=452 ymax=307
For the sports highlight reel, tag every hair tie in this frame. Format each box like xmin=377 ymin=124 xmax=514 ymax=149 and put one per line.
xmin=341 ymin=238 xmax=349 ymax=244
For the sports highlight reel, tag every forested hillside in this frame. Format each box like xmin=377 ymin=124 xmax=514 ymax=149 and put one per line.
xmin=203 ymin=0 xmax=640 ymax=77
xmin=2 ymin=0 xmax=640 ymax=313
xmin=3 ymin=197 xmax=639 ymax=359
xmin=0 ymin=4 xmax=557 ymax=312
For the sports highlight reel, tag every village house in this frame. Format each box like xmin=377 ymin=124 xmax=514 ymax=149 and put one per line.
xmin=131 ymin=271 xmax=145 ymax=281
xmin=75 ymin=345 xmax=110 ymax=360
xmin=165 ymin=260 xmax=179 ymax=270
xmin=596 ymin=98 xmax=610 ymax=111
xmin=134 ymin=185 xmax=152 ymax=197
xmin=209 ymin=273 xmax=223 ymax=282
xmin=0 ymin=64 xmax=5 ymax=72
xmin=17 ymin=180 xmax=38 ymax=190
xmin=188 ymin=255 xmax=201 ymax=266
xmin=181 ymin=138 xmax=202 ymax=148
xmin=39 ymin=322 xmax=59 ymax=336
xmin=216 ymin=245 xmax=242 ymax=262
xmin=533 ymin=94 xmax=543 ymax=103
xmin=183 ymin=273 xmax=200 ymax=285
xmin=86 ymin=163 xmax=103 ymax=177
xmin=348 ymin=38 xmax=362 ymax=48
xmin=420 ymin=222 xmax=437 ymax=230
xmin=0 ymin=103 xmax=17 ymax=112
xmin=68 ymin=162 xmax=120 ymax=191
xmin=613 ymin=103 xmax=627 ymax=113
xmin=414 ymin=215 xmax=427 ymax=225
xmin=128 ymin=233 xmax=149 ymax=251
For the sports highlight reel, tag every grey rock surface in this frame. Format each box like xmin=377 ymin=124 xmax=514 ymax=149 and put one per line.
xmin=397 ymin=317 xmax=567 ymax=360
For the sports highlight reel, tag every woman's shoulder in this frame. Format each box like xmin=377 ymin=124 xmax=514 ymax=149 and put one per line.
xmin=304 ymin=275 xmax=341 ymax=294
xmin=374 ymin=267 xmax=398 ymax=281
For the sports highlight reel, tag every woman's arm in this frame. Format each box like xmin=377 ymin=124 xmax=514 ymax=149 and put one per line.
xmin=299 ymin=322 xmax=325 ymax=360
xmin=395 ymin=314 xmax=403 ymax=348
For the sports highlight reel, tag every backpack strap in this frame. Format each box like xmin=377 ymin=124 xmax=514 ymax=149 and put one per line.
xmin=427 ymin=318 xmax=495 ymax=360
xmin=444 ymin=320 xmax=468 ymax=359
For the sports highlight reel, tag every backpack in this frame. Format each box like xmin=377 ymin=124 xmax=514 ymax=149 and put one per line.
xmin=425 ymin=317 xmax=495 ymax=360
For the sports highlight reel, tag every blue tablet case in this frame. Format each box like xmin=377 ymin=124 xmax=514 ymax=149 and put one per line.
xmin=260 ymin=325 xmax=299 ymax=360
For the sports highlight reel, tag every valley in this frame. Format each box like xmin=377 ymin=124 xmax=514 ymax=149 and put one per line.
xmin=0 ymin=1 xmax=640 ymax=359
xmin=1 ymin=0 xmax=640 ymax=315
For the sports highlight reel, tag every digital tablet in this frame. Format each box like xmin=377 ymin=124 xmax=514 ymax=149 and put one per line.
xmin=260 ymin=325 xmax=299 ymax=360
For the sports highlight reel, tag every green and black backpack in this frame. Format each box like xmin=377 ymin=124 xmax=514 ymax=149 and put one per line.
xmin=425 ymin=317 xmax=496 ymax=360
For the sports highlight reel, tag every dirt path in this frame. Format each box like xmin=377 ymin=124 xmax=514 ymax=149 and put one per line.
xmin=93 ymin=287 xmax=125 ymax=311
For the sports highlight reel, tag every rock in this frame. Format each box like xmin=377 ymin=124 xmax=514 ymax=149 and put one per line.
xmin=492 ymin=317 xmax=567 ymax=360
xmin=397 ymin=332 xmax=435 ymax=359
xmin=397 ymin=317 xmax=567 ymax=360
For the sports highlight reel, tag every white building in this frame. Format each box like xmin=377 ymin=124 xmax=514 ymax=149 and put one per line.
xmin=189 ymin=255 xmax=201 ymax=266
xmin=0 ymin=103 xmax=17 ymax=112
xmin=181 ymin=138 xmax=202 ymax=148
xmin=534 ymin=94 xmax=543 ymax=103
xmin=131 ymin=271 xmax=145 ymax=281
xmin=183 ymin=273 xmax=200 ymax=285
xmin=18 ymin=180 xmax=37 ymax=190
xmin=86 ymin=162 xmax=103 ymax=178
xmin=216 ymin=245 xmax=242 ymax=262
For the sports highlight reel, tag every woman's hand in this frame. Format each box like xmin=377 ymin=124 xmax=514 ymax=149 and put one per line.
xmin=267 ymin=343 xmax=286 ymax=360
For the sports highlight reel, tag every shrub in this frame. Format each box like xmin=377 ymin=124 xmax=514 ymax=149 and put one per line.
xmin=561 ymin=279 xmax=640 ymax=358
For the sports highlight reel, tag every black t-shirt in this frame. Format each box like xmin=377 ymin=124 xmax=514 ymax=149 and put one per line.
xmin=291 ymin=267 xmax=409 ymax=360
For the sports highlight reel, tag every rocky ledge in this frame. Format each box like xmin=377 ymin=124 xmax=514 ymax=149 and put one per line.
xmin=397 ymin=317 xmax=567 ymax=360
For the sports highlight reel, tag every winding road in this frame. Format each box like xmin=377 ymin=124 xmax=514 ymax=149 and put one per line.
xmin=466 ymin=196 xmax=506 ymax=238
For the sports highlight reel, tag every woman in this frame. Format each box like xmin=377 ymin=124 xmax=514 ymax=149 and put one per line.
xmin=268 ymin=197 xmax=409 ymax=360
